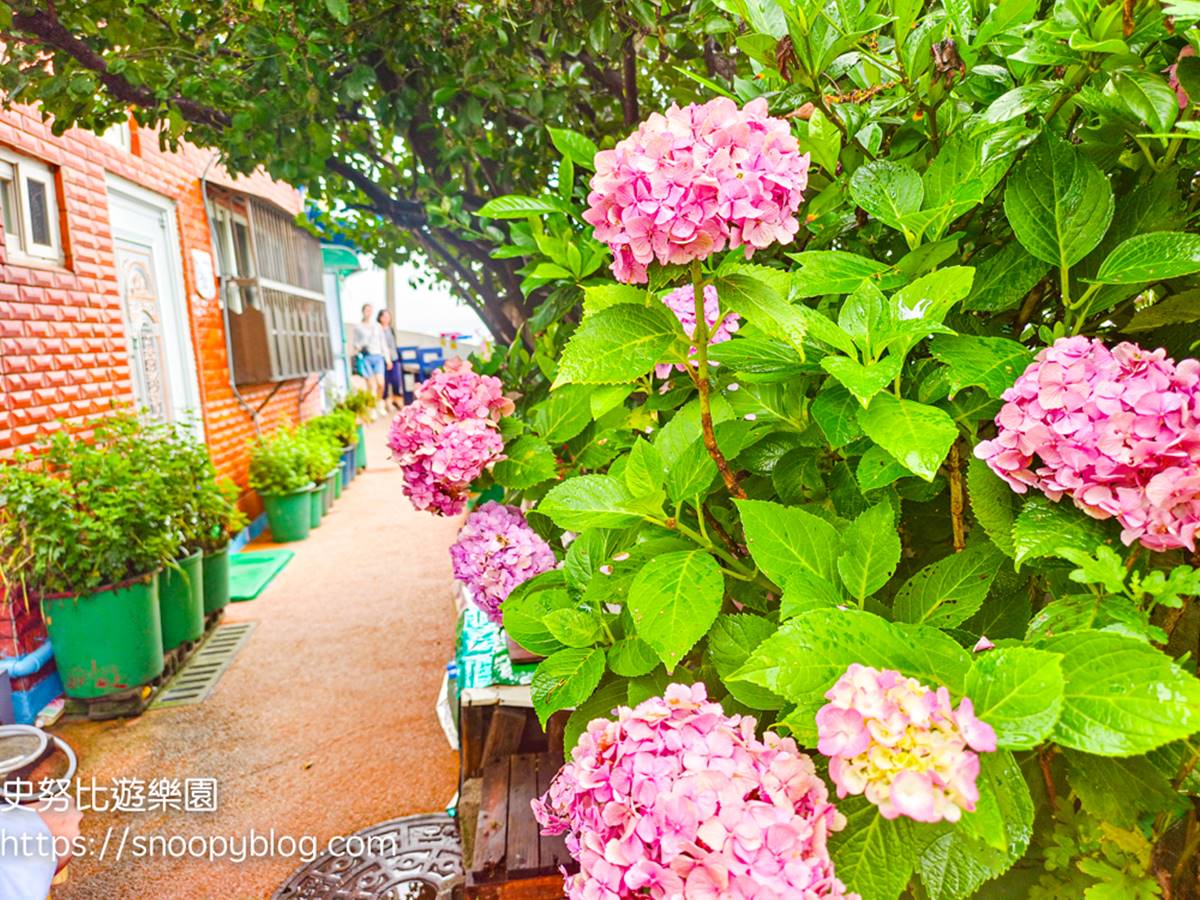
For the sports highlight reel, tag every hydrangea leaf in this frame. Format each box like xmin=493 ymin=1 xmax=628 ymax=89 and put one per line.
xmin=1063 ymin=750 xmax=1183 ymax=828
xmin=491 ymin=435 xmax=558 ymax=490
xmin=606 ymin=637 xmax=660 ymax=677
xmin=1003 ymin=132 xmax=1114 ymax=268
xmin=544 ymin=607 xmax=602 ymax=648
xmin=963 ymin=242 xmax=1051 ymax=312
xmin=502 ymin=574 xmax=572 ymax=657
xmin=836 ymin=499 xmax=902 ymax=601
xmin=857 ymin=444 xmax=910 ymax=492
xmin=627 ymin=550 xmax=724 ymax=671
xmin=849 ymin=159 xmax=924 ymax=234
xmin=476 ymin=193 xmax=572 ymax=218
xmin=966 ymin=457 xmax=1016 ymax=557
xmin=706 ymin=614 xmax=783 ymax=710
xmin=1039 ymin=630 xmax=1200 ymax=756
xmin=553 ymin=303 xmax=687 ymax=386
xmin=822 ymin=354 xmax=905 ymax=408
xmin=812 ymin=383 xmax=866 ymax=448
xmin=892 ymin=544 xmax=1004 ymax=629
xmin=858 ymin=394 xmax=957 ymax=481
xmin=928 ymin=334 xmax=1033 ymax=399
xmin=830 ymin=796 xmax=918 ymax=900
xmin=964 ymin=646 xmax=1064 ymax=750
xmin=714 ymin=271 xmax=809 ymax=357
xmin=1011 ymin=496 xmax=1111 ymax=569
xmin=1094 ymin=231 xmax=1200 ymax=284
xmin=530 ymin=384 xmax=594 ymax=443
xmin=538 ymin=474 xmax=644 ymax=530
xmin=563 ymin=678 xmax=627 ymax=756
xmin=787 ymin=250 xmax=905 ymax=298
xmin=735 ymin=498 xmax=841 ymax=586
xmin=530 ymin=646 xmax=606 ymax=727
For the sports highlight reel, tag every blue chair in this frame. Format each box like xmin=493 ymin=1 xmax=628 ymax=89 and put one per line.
xmin=396 ymin=346 xmax=420 ymax=403
xmin=416 ymin=347 xmax=446 ymax=381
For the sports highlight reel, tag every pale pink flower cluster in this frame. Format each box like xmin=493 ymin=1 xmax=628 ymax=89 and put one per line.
xmin=816 ymin=665 xmax=996 ymax=824
xmin=974 ymin=337 xmax=1200 ymax=551
xmin=386 ymin=358 xmax=514 ymax=516
xmin=1168 ymin=46 xmax=1196 ymax=109
xmin=449 ymin=502 xmax=557 ymax=624
xmin=533 ymin=683 xmax=856 ymax=900
xmin=583 ymin=97 xmax=811 ymax=283
xmin=654 ymin=283 xmax=741 ymax=378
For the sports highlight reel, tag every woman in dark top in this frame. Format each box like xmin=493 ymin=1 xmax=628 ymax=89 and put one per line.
xmin=377 ymin=309 xmax=404 ymax=412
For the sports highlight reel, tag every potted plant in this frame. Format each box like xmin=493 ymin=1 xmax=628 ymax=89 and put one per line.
xmin=298 ymin=429 xmax=340 ymax=529
xmin=153 ymin=423 xmax=211 ymax=652
xmin=0 ymin=416 xmax=178 ymax=699
xmin=338 ymin=390 xmax=376 ymax=471
xmin=195 ymin=477 xmax=247 ymax=618
xmin=248 ymin=428 xmax=313 ymax=543
xmin=308 ymin=410 xmax=356 ymax=494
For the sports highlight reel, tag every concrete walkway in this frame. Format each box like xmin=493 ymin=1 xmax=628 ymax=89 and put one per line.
xmin=52 ymin=418 xmax=462 ymax=899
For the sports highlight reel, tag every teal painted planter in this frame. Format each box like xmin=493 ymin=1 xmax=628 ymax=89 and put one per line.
xmin=308 ymin=481 xmax=325 ymax=528
xmin=355 ymin=424 xmax=366 ymax=469
xmin=262 ymin=488 xmax=312 ymax=543
xmin=202 ymin=544 xmax=231 ymax=616
xmin=159 ymin=549 xmax=204 ymax=651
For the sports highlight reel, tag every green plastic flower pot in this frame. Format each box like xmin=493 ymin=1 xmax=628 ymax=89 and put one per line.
xmin=201 ymin=544 xmax=231 ymax=616
xmin=41 ymin=574 xmax=164 ymax=699
xmin=332 ymin=468 xmax=343 ymax=500
xmin=323 ymin=469 xmax=338 ymax=512
xmin=262 ymin=488 xmax=312 ymax=543
xmin=159 ymin=549 xmax=205 ymax=651
xmin=355 ymin=423 xmax=367 ymax=469
xmin=308 ymin=481 xmax=325 ymax=528
xmin=341 ymin=446 xmax=356 ymax=485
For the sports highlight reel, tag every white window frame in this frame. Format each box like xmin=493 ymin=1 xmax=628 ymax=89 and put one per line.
xmin=213 ymin=205 xmax=254 ymax=313
xmin=0 ymin=149 xmax=63 ymax=264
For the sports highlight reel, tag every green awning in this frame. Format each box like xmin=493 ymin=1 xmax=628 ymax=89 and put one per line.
xmin=321 ymin=243 xmax=362 ymax=274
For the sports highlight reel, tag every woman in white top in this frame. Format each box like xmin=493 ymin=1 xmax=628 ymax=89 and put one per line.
xmin=351 ymin=303 xmax=389 ymax=413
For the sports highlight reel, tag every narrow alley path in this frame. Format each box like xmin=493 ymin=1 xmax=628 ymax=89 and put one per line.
xmin=53 ymin=418 xmax=462 ymax=899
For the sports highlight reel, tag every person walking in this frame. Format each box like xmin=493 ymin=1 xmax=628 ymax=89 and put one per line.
xmin=351 ymin=303 xmax=389 ymax=414
xmin=378 ymin=308 xmax=404 ymax=412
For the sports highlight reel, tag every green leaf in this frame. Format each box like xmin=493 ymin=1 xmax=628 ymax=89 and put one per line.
xmin=858 ymin=394 xmax=957 ymax=481
xmin=476 ymin=193 xmax=571 ymax=218
xmin=1040 ymin=630 xmax=1200 ymax=755
xmin=624 ymin=438 xmax=664 ymax=497
xmin=966 ymin=457 xmax=1016 ymax=557
xmin=714 ymin=271 xmax=808 ymax=357
xmin=1003 ymin=132 xmax=1114 ymax=268
xmin=822 ymin=354 xmax=905 ymax=408
xmin=1113 ymin=71 xmax=1178 ymax=134
xmin=1063 ymin=750 xmax=1183 ymax=828
xmin=1011 ymin=496 xmax=1110 ymax=568
xmin=929 ymin=335 xmax=1033 ymax=399
xmin=627 ymin=550 xmax=724 ymax=671
xmin=1094 ymin=231 xmax=1200 ymax=284
xmin=836 ymin=500 xmax=901 ymax=601
xmin=665 ymin=420 xmax=754 ymax=502
xmin=734 ymin=609 xmax=971 ymax=742
xmin=547 ymin=126 xmax=598 ymax=170
xmin=788 ymin=250 xmax=900 ymax=298
xmin=856 ymin=445 xmax=910 ymax=492
xmin=531 ymin=385 xmax=593 ymax=442
xmin=965 ymin=647 xmax=1064 ymax=750
xmin=707 ymin=614 xmax=784 ymax=710
xmin=563 ymin=679 xmax=627 ymax=756
xmin=964 ymin=243 xmax=1051 ymax=313
xmin=918 ymin=751 xmax=1034 ymax=899
xmin=538 ymin=475 xmax=643 ymax=530
xmin=554 ymin=304 xmax=684 ymax=386
xmin=893 ymin=544 xmax=1004 ymax=628
xmin=607 ymin=636 xmax=660 ymax=677
xmin=983 ymin=82 xmax=1056 ymax=123
xmin=544 ymin=607 xmax=601 ymax=648
xmin=812 ymin=383 xmax=865 ymax=448
xmin=849 ymin=160 xmax=924 ymax=234
xmin=582 ymin=283 xmax=646 ymax=317
xmin=831 ymin=797 xmax=917 ymax=900
xmin=324 ymin=0 xmax=350 ymax=24
xmin=736 ymin=498 xmax=841 ymax=586
xmin=502 ymin=583 xmax=573 ymax=656
xmin=492 ymin=436 xmax=558 ymax=489
xmin=780 ymin=571 xmax=844 ymax=618
xmin=530 ymin=647 xmax=606 ymax=727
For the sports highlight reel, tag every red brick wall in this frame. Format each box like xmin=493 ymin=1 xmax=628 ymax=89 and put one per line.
xmin=0 ymin=106 xmax=323 ymax=507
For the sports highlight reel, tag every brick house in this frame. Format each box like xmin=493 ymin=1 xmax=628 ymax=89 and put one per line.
xmin=0 ymin=104 xmax=333 ymax=495
xmin=0 ymin=104 xmax=337 ymax=719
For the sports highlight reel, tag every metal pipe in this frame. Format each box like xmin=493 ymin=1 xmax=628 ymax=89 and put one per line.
xmin=200 ymin=153 xmax=261 ymax=435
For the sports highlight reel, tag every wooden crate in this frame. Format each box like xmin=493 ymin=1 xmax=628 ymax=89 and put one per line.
xmin=466 ymin=751 xmax=574 ymax=898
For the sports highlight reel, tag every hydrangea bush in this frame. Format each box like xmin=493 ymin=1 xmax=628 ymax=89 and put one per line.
xmin=420 ymin=3 xmax=1200 ymax=897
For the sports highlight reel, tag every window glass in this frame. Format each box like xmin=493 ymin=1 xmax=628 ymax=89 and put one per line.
xmin=25 ymin=178 xmax=50 ymax=246
xmin=1 ymin=177 xmax=17 ymax=244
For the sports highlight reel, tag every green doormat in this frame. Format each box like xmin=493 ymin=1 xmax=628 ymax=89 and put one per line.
xmin=228 ymin=550 xmax=294 ymax=601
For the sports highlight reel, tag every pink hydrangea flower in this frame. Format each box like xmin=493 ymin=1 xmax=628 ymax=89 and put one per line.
xmin=974 ymin=337 xmax=1200 ymax=551
xmin=583 ymin=97 xmax=811 ymax=283
xmin=449 ymin=502 xmax=557 ymax=624
xmin=1168 ymin=45 xmax=1196 ymax=109
xmin=387 ymin=359 xmax=514 ymax=516
xmin=533 ymin=683 xmax=857 ymax=899
xmin=816 ymin=665 xmax=996 ymax=824
xmin=654 ymin=283 xmax=741 ymax=378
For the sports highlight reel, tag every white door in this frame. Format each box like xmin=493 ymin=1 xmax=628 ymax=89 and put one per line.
xmin=107 ymin=180 xmax=202 ymax=434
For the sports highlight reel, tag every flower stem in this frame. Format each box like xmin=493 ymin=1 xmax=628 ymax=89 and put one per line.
xmin=690 ymin=259 xmax=746 ymax=499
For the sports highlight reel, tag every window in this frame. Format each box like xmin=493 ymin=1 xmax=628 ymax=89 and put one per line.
xmin=0 ymin=151 xmax=62 ymax=264
xmin=214 ymin=206 xmax=255 ymax=313
xmin=101 ymin=121 xmax=132 ymax=152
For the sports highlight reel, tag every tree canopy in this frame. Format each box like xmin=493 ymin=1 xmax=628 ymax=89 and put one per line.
xmin=0 ymin=0 xmax=732 ymax=341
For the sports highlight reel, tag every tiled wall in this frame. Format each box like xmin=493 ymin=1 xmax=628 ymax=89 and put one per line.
xmin=0 ymin=105 xmax=323 ymax=506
